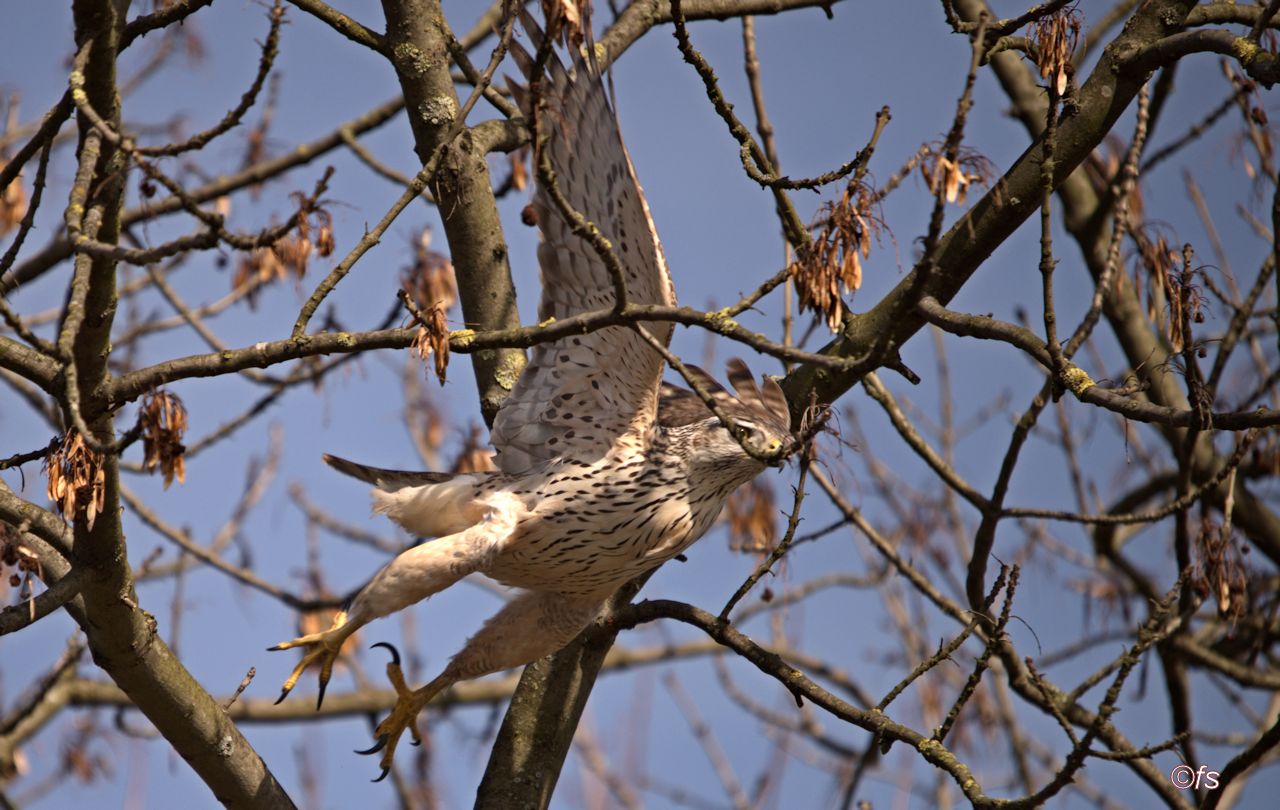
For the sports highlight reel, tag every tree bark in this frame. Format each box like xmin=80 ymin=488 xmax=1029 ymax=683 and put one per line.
xmin=61 ymin=1 xmax=296 ymax=805
xmin=380 ymin=0 xmax=525 ymax=427
xmin=473 ymin=580 xmax=646 ymax=810
xmin=782 ymin=1 xmax=1200 ymax=410
xmin=951 ymin=0 xmax=1280 ymax=568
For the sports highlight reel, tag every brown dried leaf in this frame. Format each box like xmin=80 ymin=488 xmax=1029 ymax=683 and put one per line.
xmin=1135 ymin=233 xmax=1202 ymax=351
xmin=0 ymin=162 xmax=27 ymax=238
xmin=233 ymin=246 xmax=288 ymax=307
xmin=42 ymin=432 xmax=106 ymax=527
xmin=920 ymin=144 xmax=992 ymax=207
xmin=140 ymin=390 xmax=188 ymax=489
xmin=725 ymin=478 xmax=777 ymax=555
xmin=1029 ymin=8 xmax=1081 ymax=96
xmin=791 ymin=183 xmax=882 ymax=331
xmin=1193 ymin=517 xmax=1248 ymax=624
xmin=510 ymin=146 xmax=530 ymax=192
xmin=274 ymin=235 xmax=312 ymax=279
xmin=411 ymin=305 xmax=450 ymax=385
xmin=451 ymin=424 xmax=497 ymax=474
xmin=315 ymin=214 xmax=335 ymax=257
xmin=414 ymin=389 xmax=447 ymax=458
xmin=542 ymin=0 xmax=587 ymax=49
xmin=402 ymin=227 xmax=457 ymax=311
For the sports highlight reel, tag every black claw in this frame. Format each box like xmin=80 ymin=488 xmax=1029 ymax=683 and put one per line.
xmin=274 ymin=689 xmax=289 ymax=706
xmin=371 ymin=767 xmax=391 ymax=783
xmin=410 ymin=737 xmax=421 ymax=747
xmin=267 ymin=644 xmax=284 ymax=651
xmin=355 ymin=736 xmax=388 ymax=756
xmin=316 ymin=679 xmax=328 ymax=711
xmin=370 ymin=641 xmax=402 ymax=667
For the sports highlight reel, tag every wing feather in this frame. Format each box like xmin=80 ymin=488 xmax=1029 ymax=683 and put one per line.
xmin=491 ymin=15 xmax=676 ymax=472
xmin=658 ymin=361 xmax=793 ymax=432
xmin=658 ymin=370 xmax=735 ymax=428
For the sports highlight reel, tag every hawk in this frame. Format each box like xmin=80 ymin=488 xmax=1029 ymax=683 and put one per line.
xmin=270 ymin=15 xmax=793 ymax=778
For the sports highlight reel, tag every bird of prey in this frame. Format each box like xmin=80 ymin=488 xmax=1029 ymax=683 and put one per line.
xmin=269 ymin=15 xmax=793 ymax=778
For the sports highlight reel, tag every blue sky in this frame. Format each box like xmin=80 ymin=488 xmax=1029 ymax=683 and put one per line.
xmin=2 ymin=1 xmax=1278 ymax=808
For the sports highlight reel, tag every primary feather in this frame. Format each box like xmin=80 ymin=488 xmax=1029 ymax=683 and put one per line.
xmin=490 ymin=12 xmax=677 ymax=474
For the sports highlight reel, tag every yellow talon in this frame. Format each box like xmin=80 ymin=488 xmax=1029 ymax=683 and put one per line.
xmin=358 ymin=642 xmax=450 ymax=781
xmin=269 ymin=609 xmax=357 ymax=709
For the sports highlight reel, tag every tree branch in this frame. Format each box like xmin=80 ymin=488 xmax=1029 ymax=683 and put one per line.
xmin=51 ymin=2 xmax=297 ymax=805
xmin=781 ymin=0 xmax=1200 ymax=411
xmin=286 ymin=0 xmax=386 ymax=53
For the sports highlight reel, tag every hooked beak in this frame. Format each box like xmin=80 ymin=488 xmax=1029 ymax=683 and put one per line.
xmin=766 ymin=437 xmax=791 ymax=469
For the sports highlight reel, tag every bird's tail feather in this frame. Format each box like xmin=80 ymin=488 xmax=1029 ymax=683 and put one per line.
xmin=322 ymin=453 xmax=454 ymax=491
xmin=371 ymin=476 xmax=498 ymax=539
xmin=323 ymin=454 xmax=501 ymax=538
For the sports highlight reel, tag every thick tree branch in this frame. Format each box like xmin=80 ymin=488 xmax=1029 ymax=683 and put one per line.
xmin=50 ymin=2 xmax=297 ymax=806
xmin=950 ymin=0 xmax=1280 ymax=570
xmin=287 ymin=0 xmax=386 ymax=53
xmin=599 ymin=0 xmax=840 ymax=67
xmin=379 ymin=0 xmax=524 ymax=427
xmin=0 ymin=336 xmax=60 ymax=395
xmin=107 ymin=297 xmax=860 ymax=409
xmin=1128 ymin=29 xmax=1280 ymax=87
xmin=474 ymin=581 xmax=647 ymax=809
xmin=916 ymin=296 xmax=1280 ymax=430
xmin=0 ymin=567 xmax=85 ymax=636
xmin=781 ymin=0 xmax=1199 ymax=410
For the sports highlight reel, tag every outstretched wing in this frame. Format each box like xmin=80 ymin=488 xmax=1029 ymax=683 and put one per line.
xmin=491 ymin=16 xmax=676 ymax=473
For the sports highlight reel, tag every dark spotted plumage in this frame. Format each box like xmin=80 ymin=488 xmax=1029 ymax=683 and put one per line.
xmin=268 ymin=13 xmax=794 ymax=777
xmin=482 ymin=408 xmax=779 ymax=597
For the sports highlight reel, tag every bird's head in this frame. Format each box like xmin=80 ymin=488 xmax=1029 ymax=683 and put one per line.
xmin=660 ymin=359 xmax=794 ymax=476
xmin=711 ymin=411 xmax=792 ymax=466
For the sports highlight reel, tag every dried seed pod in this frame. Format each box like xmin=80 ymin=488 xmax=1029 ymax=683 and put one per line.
xmin=0 ymin=160 xmax=27 ymax=237
xmin=790 ymin=183 xmax=882 ymax=331
xmin=1194 ymin=517 xmax=1249 ymax=624
xmin=140 ymin=390 xmax=189 ymax=489
xmin=411 ymin=305 xmax=451 ymax=385
xmin=1029 ymin=7 xmax=1081 ymax=96
xmin=43 ymin=432 xmax=107 ymax=529
xmin=402 ymin=227 xmax=457 ymax=312
xmin=541 ymin=0 xmax=586 ymax=48
xmin=725 ymin=478 xmax=777 ymax=555
xmin=450 ymin=424 xmax=497 ymax=474
xmin=919 ymin=144 xmax=993 ymax=207
xmin=233 ymin=246 xmax=287 ymax=307
xmin=509 ymin=146 xmax=530 ymax=192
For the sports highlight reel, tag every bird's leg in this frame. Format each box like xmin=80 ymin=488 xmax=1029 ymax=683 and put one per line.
xmin=359 ymin=589 xmax=604 ymax=780
xmin=356 ymin=642 xmax=451 ymax=781
xmin=268 ymin=609 xmax=362 ymax=708
xmin=270 ymin=492 xmax=528 ymax=708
